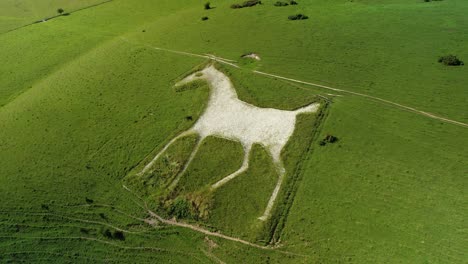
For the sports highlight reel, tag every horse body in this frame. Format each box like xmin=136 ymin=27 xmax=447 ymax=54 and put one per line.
xmin=141 ymin=65 xmax=320 ymax=221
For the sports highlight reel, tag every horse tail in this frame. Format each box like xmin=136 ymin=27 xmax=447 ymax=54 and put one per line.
xmin=294 ymin=103 xmax=320 ymax=115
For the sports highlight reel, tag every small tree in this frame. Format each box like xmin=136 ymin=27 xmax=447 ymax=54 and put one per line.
xmin=204 ymin=2 xmax=211 ymax=9
xmin=57 ymin=8 xmax=64 ymax=15
xmin=438 ymin=55 xmax=464 ymax=66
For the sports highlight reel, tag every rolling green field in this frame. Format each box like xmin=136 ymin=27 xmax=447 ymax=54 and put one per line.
xmin=0 ymin=0 xmax=109 ymax=33
xmin=1 ymin=0 xmax=467 ymax=263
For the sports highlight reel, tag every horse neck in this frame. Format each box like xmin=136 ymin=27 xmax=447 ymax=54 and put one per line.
xmin=203 ymin=68 xmax=239 ymax=102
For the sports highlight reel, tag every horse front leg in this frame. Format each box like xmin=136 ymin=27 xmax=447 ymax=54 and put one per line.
xmin=211 ymin=144 xmax=252 ymax=190
xmin=258 ymin=160 xmax=286 ymax=221
xmin=138 ymin=129 xmax=196 ymax=176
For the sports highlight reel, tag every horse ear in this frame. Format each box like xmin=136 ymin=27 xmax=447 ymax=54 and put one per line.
xmin=174 ymin=72 xmax=206 ymax=92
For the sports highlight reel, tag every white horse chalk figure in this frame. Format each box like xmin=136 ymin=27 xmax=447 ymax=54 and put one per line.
xmin=140 ymin=64 xmax=320 ymax=221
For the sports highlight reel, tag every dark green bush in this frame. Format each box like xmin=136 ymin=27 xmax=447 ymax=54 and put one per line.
xmin=101 ymin=228 xmax=113 ymax=239
xmin=204 ymin=2 xmax=211 ymax=9
xmin=274 ymin=1 xmax=289 ymax=6
xmin=288 ymin=14 xmax=308 ymax=20
xmin=231 ymin=0 xmax=262 ymax=9
xmin=112 ymin=230 xmax=125 ymax=241
xmin=57 ymin=8 xmax=64 ymax=15
xmin=325 ymin=134 xmax=338 ymax=143
xmin=438 ymin=55 xmax=464 ymax=66
xmin=168 ymin=197 xmax=191 ymax=219
xmin=290 ymin=0 xmax=298 ymax=5
xmin=101 ymin=228 xmax=125 ymax=240
xmin=201 ymin=16 xmax=209 ymax=21
xmin=319 ymin=134 xmax=338 ymax=146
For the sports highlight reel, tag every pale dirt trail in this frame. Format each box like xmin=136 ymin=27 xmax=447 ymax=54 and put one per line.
xmin=146 ymin=209 xmax=308 ymax=257
xmin=119 ymin=37 xmax=467 ymax=128
xmin=122 ymin=185 xmax=308 ymax=257
xmin=253 ymin=71 xmax=468 ymax=128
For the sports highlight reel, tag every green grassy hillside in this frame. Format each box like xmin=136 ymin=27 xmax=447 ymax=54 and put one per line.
xmin=0 ymin=0 xmax=109 ymax=33
xmin=1 ymin=0 xmax=466 ymax=263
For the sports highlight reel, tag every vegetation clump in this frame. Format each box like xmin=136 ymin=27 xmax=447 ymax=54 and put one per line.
xmin=101 ymin=228 xmax=125 ymax=241
xmin=274 ymin=1 xmax=289 ymax=6
xmin=319 ymin=134 xmax=338 ymax=146
xmin=290 ymin=0 xmax=298 ymax=5
xmin=201 ymin=16 xmax=209 ymax=21
xmin=231 ymin=0 xmax=262 ymax=9
xmin=438 ymin=55 xmax=464 ymax=66
xmin=288 ymin=14 xmax=308 ymax=20
xmin=57 ymin=8 xmax=64 ymax=15
xmin=166 ymin=190 xmax=213 ymax=220
xmin=168 ymin=197 xmax=191 ymax=219
xmin=204 ymin=2 xmax=211 ymax=9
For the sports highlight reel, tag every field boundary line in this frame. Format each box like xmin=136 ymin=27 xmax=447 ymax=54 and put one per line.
xmin=267 ymin=102 xmax=331 ymax=244
xmin=121 ymin=185 xmax=309 ymax=258
xmin=122 ymin=38 xmax=467 ymax=128
xmin=253 ymin=70 xmax=468 ymax=128
xmin=0 ymin=0 xmax=114 ymax=36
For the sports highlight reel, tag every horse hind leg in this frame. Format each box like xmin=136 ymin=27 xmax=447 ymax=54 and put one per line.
xmin=258 ymin=147 xmax=286 ymax=221
xmin=167 ymin=136 xmax=204 ymax=191
xmin=138 ymin=130 xmax=195 ymax=176
xmin=211 ymin=144 xmax=252 ymax=190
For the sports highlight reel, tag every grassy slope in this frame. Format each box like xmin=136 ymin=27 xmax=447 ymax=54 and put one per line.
xmin=0 ymin=1 xmax=306 ymax=262
xmin=0 ymin=0 xmax=107 ymax=33
xmin=0 ymin=0 xmax=196 ymax=107
xmin=282 ymin=97 xmax=467 ymax=263
xmin=177 ymin=136 xmax=244 ymax=193
xmin=132 ymin=0 xmax=468 ymax=122
xmin=127 ymin=3 xmax=467 ymax=261
xmin=208 ymin=144 xmax=278 ymax=241
xmin=0 ymin=33 xmax=215 ymax=262
xmin=1 ymin=0 xmax=467 ymax=263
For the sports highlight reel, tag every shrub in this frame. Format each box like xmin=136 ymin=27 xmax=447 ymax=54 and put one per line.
xmin=319 ymin=134 xmax=338 ymax=146
xmin=243 ymin=0 xmax=262 ymax=7
xmin=99 ymin=213 xmax=108 ymax=220
xmin=288 ymin=14 xmax=308 ymax=20
xmin=438 ymin=55 xmax=464 ymax=66
xmin=231 ymin=0 xmax=262 ymax=9
xmin=325 ymin=134 xmax=338 ymax=143
xmin=274 ymin=1 xmax=289 ymax=6
xmin=168 ymin=197 xmax=191 ymax=219
xmin=204 ymin=2 xmax=211 ymax=9
xmin=112 ymin=230 xmax=125 ymax=241
xmin=101 ymin=228 xmax=125 ymax=240
xmin=101 ymin=228 xmax=113 ymax=239
xmin=290 ymin=0 xmax=298 ymax=5
xmin=57 ymin=8 xmax=64 ymax=15
xmin=201 ymin=16 xmax=209 ymax=21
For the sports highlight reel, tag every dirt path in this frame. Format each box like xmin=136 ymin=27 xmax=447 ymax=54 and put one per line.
xmin=122 ymin=185 xmax=308 ymax=257
xmin=253 ymin=71 xmax=468 ymax=128
xmin=119 ymin=37 xmax=467 ymax=128
xmin=147 ymin=210 xmax=270 ymax=250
